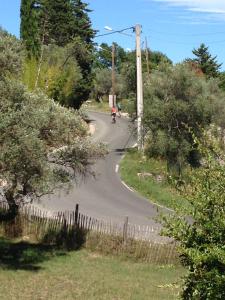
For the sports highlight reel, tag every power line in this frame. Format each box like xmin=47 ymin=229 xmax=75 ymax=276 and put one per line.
xmin=95 ymin=26 xmax=135 ymax=38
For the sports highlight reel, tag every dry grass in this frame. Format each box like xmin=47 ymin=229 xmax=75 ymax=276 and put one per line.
xmin=85 ymin=232 xmax=180 ymax=265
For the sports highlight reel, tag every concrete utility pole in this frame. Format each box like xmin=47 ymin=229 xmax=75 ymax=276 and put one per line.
xmin=145 ymin=37 xmax=150 ymax=77
xmin=112 ymin=43 xmax=116 ymax=107
xmin=135 ymin=24 xmax=144 ymax=150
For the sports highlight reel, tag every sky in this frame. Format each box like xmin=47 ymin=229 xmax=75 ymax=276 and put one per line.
xmin=1 ymin=0 xmax=225 ymax=69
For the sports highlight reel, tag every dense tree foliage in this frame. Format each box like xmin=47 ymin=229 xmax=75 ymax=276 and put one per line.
xmin=40 ymin=0 xmax=75 ymax=47
xmin=37 ymin=0 xmax=95 ymax=47
xmin=63 ymin=36 xmax=94 ymax=108
xmin=94 ymin=43 xmax=127 ymax=71
xmin=20 ymin=0 xmax=95 ymax=48
xmin=94 ymin=43 xmax=113 ymax=69
xmin=0 ymin=28 xmax=24 ymax=78
xmin=0 ymin=29 xmax=104 ymax=221
xmin=92 ymin=68 xmax=126 ymax=102
xmin=143 ymin=63 xmax=224 ymax=173
xmin=93 ymin=45 xmax=172 ymax=105
xmin=20 ymin=0 xmax=41 ymax=58
xmin=191 ymin=43 xmax=222 ymax=78
xmin=23 ymin=43 xmax=82 ymax=106
xmin=20 ymin=0 xmax=95 ymax=108
xmin=71 ymin=0 xmax=95 ymax=44
xmin=161 ymin=138 xmax=225 ymax=299
xmin=92 ymin=68 xmax=112 ymax=101
xmin=148 ymin=50 xmax=172 ymax=71
xmin=218 ymin=71 xmax=225 ymax=92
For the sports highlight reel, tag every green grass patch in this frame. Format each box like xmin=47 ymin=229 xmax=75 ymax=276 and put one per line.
xmin=0 ymin=236 xmax=185 ymax=300
xmin=120 ymin=149 xmax=187 ymax=211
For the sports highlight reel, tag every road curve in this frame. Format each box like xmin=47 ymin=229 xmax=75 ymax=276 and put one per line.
xmin=40 ymin=112 xmax=162 ymax=226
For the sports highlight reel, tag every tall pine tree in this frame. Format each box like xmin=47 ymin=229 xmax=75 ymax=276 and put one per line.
xmin=71 ymin=0 xmax=95 ymax=44
xmin=192 ymin=43 xmax=222 ymax=78
xmin=39 ymin=0 xmax=95 ymax=47
xmin=40 ymin=0 xmax=96 ymax=108
xmin=21 ymin=0 xmax=96 ymax=108
xmin=41 ymin=0 xmax=74 ymax=46
xmin=20 ymin=0 xmax=41 ymax=58
xmin=69 ymin=0 xmax=96 ymax=108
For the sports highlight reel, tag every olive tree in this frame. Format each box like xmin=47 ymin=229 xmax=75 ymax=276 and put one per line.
xmin=143 ymin=63 xmax=224 ymax=173
xmin=0 ymin=28 xmax=24 ymax=79
xmin=0 ymin=29 xmax=105 ymax=221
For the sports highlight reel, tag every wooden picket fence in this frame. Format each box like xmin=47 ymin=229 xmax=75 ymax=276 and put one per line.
xmin=0 ymin=201 xmax=179 ymax=264
xmin=0 ymin=202 xmax=165 ymax=242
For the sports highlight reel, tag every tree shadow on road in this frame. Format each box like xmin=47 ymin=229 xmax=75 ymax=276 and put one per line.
xmin=114 ymin=148 xmax=126 ymax=156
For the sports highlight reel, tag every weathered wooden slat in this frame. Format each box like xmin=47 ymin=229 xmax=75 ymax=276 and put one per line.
xmin=0 ymin=203 xmax=178 ymax=264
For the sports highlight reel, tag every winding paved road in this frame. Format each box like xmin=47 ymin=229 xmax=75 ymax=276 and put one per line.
xmin=40 ymin=112 xmax=164 ymax=226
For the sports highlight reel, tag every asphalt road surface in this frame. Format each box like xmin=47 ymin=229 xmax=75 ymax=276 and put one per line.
xmin=40 ymin=112 xmax=165 ymax=227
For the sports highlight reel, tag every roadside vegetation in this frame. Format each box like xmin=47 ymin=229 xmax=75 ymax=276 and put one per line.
xmin=160 ymin=137 xmax=225 ymax=299
xmin=120 ymin=149 xmax=185 ymax=211
xmin=1 ymin=0 xmax=225 ymax=299
xmin=119 ymin=45 xmax=225 ymax=298
xmin=0 ymin=28 xmax=105 ymax=222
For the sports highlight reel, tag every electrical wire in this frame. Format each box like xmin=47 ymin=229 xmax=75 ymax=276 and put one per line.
xmin=95 ymin=26 xmax=135 ymax=38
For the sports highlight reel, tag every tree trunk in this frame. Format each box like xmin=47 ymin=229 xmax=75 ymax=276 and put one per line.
xmin=1 ymin=189 xmax=19 ymax=222
xmin=0 ymin=189 xmax=22 ymax=237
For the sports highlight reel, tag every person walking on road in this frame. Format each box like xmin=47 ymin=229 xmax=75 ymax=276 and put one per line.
xmin=117 ymin=102 xmax=122 ymax=117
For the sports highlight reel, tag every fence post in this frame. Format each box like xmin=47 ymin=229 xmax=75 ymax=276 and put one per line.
xmin=75 ymin=204 xmax=79 ymax=226
xmin=62 ymin=214 xmax=67 ymax=232
xmin=123 ymin=216 xmax=129 ymax=245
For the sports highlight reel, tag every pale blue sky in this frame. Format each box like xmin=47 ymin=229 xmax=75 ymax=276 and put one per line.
xmin=1 ymin=0 xmax=225 ymax=69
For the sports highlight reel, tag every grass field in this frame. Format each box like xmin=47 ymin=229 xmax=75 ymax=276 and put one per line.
xmin=0 ymin=237 xmax=185 ymax=300
xmin=119 ymin=149 xmax=188 ymax=211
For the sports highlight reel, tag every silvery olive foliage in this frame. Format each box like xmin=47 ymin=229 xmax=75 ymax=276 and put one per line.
xmin=0 ymin=28 xmax=24 ymax=79
xmin=0 ymin=29 xmax=105 ymax=219
xmin=143 ymin=63 xmax=225 ymax=172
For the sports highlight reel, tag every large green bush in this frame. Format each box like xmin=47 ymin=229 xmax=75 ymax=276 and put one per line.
xmin=161 ymin=137 xmax=225 ymax=299
xmin=0 ymin=28 xmax=24 ymax=79
xmin=143 ymin=63 xmax=224 ymax=173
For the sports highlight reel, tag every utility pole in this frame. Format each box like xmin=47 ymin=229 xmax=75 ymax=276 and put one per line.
xmin=112 ymin=43 xmax=116 ymax=107
xmin=145 ymin=37 xmax=150 ymax=77
xmin=135 ymin=24 xmax=143 ymax=150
